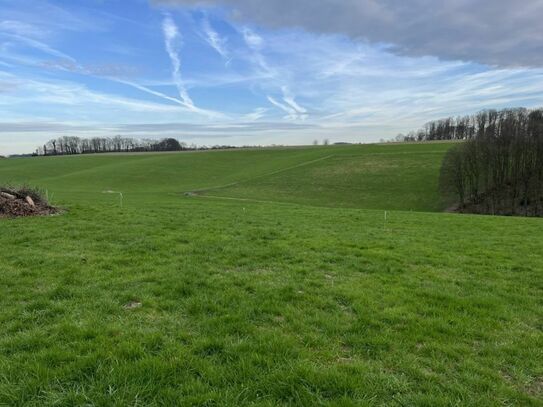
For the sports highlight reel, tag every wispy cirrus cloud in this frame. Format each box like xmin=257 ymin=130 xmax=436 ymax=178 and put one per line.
xmin=0 ymin=31 xmax=77 ymax=62
xmin=243 ymin=107 xmax=268 ymax=121
xmin=2 ymin=0 xmax=543 ymax=155
xmin=162 ymin=13 xmax=224 ymax=117
xmin=241 ymin=27 xmax=272 ymax=76
xmin=201 ymin=16 xmax=231 ymax=64
xmin=110 ymin=77 xmax=198 ymax=109
xmin=0 ymin=42 xmax=196 ymax=113
xmin=152 ymin=0 xmax=543 ymax=68
xmin=0 ymin=20 xmax=47 ymax=38
xmin=281 ymin=86 xmax=307 ymax=119
xmin=266 ymin=88 xmax=308 ymax=121
xmin=267 ymin=96 xmax=298 ymax=120
xmin=239 ymin=27 xmax=308 ymax=120
xmin=0 ymin=75 xmax=190 ymax=114
xmin=1 ymin=0 xmax=108 ymax=37
xmin=0 ymin=122 xmax=96 ymax=132
xmin=0 ymin=13 xmax=223 ymax=118
xmin=117 ymin=120 xmax=318 ymax=133
xmin=0 ymin=120 xmax=317 ymax=135
xmin=162 ymin=14 xmax=194 ymax=108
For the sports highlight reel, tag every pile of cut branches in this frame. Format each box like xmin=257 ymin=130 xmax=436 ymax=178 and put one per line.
xmin=0 ymin=186 xmax=58 ymax=218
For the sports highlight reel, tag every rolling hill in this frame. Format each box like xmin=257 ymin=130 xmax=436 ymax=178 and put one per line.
xmin=0 ymin=143 xmax=541 ymax=406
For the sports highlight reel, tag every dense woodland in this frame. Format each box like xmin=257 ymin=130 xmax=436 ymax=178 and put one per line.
xmin=435 ymin=108 xmax=543 ymax=216
xmin=34 ymin=136 xmax=236 ymax=156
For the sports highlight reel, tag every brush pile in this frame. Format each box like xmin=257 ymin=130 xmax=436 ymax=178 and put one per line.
xmin=0 ymin=186 xmax=58 ymax=218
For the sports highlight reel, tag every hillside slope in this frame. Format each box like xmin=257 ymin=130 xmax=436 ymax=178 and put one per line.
xmin=200 ymin=143 xmax=449 ymax=211
xmin=0 ymin=142 xmax=451 ymax=212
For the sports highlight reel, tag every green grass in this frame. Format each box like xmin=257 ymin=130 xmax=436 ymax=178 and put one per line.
xmin=0 ymin=143 xmax=542 ymax=406
xmin=203 ymin=143 xmax=449 ymax=211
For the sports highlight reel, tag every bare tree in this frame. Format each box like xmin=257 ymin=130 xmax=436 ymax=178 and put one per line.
xmin=36 ymin=137 xmax=237 ymax=156
xmin=438 ymin=107 xmax=543 ymax=216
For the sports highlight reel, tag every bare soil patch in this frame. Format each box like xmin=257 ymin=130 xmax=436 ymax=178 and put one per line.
xmin=123 ymin=301 xmax=142 ymax=310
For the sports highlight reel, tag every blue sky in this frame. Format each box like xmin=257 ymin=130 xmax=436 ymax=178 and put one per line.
xmin=1 ymin=0 xmax=543 ymax=154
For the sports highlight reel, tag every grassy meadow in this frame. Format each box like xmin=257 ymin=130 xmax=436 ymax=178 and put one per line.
xmin=0 ymin=143 xmax=542 ymax=406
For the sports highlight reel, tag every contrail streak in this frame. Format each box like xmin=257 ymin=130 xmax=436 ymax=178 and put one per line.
xmin=162 ymin=14 xmax=195 ymax=110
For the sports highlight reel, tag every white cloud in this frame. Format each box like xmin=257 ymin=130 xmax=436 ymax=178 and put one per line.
xmin=0 ymin=31 xmax=77 ymax=62
xmin=242 ymin=27 xmax=263 ymax=50
xmin=241 ymin=27 xmax=273 ymax=75
xmin=243 ymin=107 xmax=268 ymax=121
xmin=153 ymin=0 xmax=543 ymax=68
xmin=267 ymin=95 xmax=299 ymax=120
xmin=0 ymin=30 xmax=218 ymax=116
xmin=161 ymin=14 xmax=224 ymax=118
xmin=201 ymin=17 xmax=231 ymax=64
xmin=0 ymin=20 xmax=47 ymax=38
xmin=8 ymin=77 xmax=190 ymax=113
xmin=281 ymin=86 xmax=307 ymax=117
xmin=162 ymin=14 xmax=194 ymax=108
xmin=3 ymin=0 xmax=543 ymax=155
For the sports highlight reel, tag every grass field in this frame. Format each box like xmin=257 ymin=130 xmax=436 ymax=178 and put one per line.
xmin=0 ymin=143 xmax=542 ymax=406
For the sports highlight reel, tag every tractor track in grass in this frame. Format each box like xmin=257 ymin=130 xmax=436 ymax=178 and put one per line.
xmin=184 ymin=149 xmax=445 ymax=198
xmin=185 ymin=154 xmax=335 ymax=195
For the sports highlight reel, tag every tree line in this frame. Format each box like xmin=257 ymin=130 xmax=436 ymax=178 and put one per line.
xmin=434 ymin=108 xmax=543 ymax=216
xmin=396 ymin=108 xmax=542 ymax=143
xmin=34 ymin=136 xmax=237 ymax=156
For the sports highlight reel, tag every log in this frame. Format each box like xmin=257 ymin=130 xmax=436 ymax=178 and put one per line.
xmin=25 ymin=196 xmax=35 ymax=207
xmin=0 ymin=192 xmax=16 ymax=200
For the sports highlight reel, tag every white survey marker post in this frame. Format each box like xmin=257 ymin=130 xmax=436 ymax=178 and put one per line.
xmin=102 ymin=190 xmax=123 ymax=209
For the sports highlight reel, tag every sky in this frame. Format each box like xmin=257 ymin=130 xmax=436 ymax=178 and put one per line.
xmin=1 ymin=0 xmax=543 ymax=155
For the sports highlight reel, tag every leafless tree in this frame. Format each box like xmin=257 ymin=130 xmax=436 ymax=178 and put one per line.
xmin=437 ymin=108 xmax=543 ymax=216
